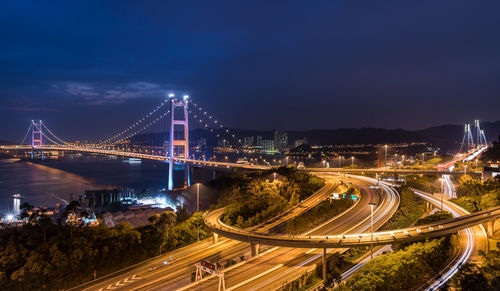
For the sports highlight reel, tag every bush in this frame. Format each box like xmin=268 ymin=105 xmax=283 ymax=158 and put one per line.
xmin=381 ymin=185 xmax=426 ymax=230
xmin=341 ymin=237 xmax=452 ymax=290
xmin=218 ymin=167 xmax=324 ymax=228
xmin=0 ymin=211 xmax=211 ymax=290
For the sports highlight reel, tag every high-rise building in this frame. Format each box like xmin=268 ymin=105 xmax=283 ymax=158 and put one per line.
xmin=218 ymin=138 xmax=228 ymax=148
xmin=243 ymin=136 xmax=254 ymax=147
xmin=256 ymin=136 xmax=263 ymax=147
xmin=274 ymin=130 xmax=288 ymax=151
xmin=197 ymin=138 xmax=207 ymax=148
xmin=294 ymin=137 xmax=307 ymax=148
xmin=262 ymin=140 xmax=275 ymax=153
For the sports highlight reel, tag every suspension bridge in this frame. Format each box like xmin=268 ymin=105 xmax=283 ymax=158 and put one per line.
xmin=0 ymin=94 xmax=491 ymax=190
xmin=1 ymin=95 xmax=270 ymax=191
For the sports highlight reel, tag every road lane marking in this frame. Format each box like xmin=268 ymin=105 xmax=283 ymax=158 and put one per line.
xmin=225 ymin=264 xmax=283 ymax=291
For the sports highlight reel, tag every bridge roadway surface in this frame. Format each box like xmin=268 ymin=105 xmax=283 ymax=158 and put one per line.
xmin=69 ymin=175 xmax=395 ymax=291
xmin=203 ymin=194 xmax=499 ymax=249
xmin=0 ymin=145 xmax=270 ymax=170
xmin=0 ymin=145 xmax=479 ymax=176
xmin=339 ymin=176 xmax=489 ymax=290
xmin=413 ymin=185 xmax=488 ymax=290
xmin=68 ymin=174 xmax=351 ymax=291
xmin=172 ymin=175 xmax=399 ymax=291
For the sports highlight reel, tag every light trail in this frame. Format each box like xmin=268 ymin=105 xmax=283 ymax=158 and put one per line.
xmin=413 ymin=189 xmax=474 ymax=291
xmin=239 ymin=175 xmax=400 ymax=290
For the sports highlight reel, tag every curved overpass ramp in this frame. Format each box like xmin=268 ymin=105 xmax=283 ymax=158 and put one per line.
xmin=205 ymin=203 xmax=500 ymax=248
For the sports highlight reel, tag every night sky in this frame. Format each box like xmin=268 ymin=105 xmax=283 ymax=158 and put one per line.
xmin=1 ymin=1 xmax=500 ymax=141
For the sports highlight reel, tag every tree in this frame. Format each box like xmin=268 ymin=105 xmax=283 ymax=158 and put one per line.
xmin=451 ymin=263 xmax=489 ymax=290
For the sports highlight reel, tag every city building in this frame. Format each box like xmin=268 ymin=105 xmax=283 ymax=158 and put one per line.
xmin=218 ymin=138 xmax=228 ymax=148
xmin=274 ymin=130 xmax=288 ymax=152
xmin=243 ymin=136 xmax=254 ymax=147
xmin=262 ymin=139 xmax=275 ymax=153
xmin=294 ymin=137 xmax=308 ymax=148
xmin=256 ymin=136 xmax=263 ymax=147
xmin=82 ymin=188 xmax=135 ymax=209
xmin=197 ymin=137 xmax=207 ymax=149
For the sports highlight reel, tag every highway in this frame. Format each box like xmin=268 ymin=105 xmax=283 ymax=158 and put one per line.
xmin=176 ymin=175 xmax=399 ymax=290
xmin=413 ymin=176 xmax=488 ymax=290
xmin=68 ymin=174 xmax=345 ymax=291
xmin=0 ymin=145 xmax=482 ymax=176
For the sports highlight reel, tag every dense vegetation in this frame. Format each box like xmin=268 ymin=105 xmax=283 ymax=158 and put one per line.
xmin=451 ymin=242 xmax=500 ymax=290
xmin=482 ymin=134 xmax=500 ymax=161
xmin=286 ymin=194 xmax=354 ymax=234
xmin=451 ymin=175 xmax=500 ymax=212
xmin=214 ymin=167 xmax=324 ymax=228
xmin=380 ymin=184 xmax=426 ymax=230
xmin=405 ymin=174 xmax=440 ymax=193
xmin=414 ymin=210 xmax=453 ymax=226
xmin=0 ymin=210 xmax=210 ymax=290
xmin=336 ymin=236 xmax=452 ymax=290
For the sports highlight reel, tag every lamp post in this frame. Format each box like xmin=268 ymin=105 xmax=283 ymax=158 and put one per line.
xmin=351 ymin=156 xmax=354 ymax=168
xmin=196 ymin=183 xmax=200 ymax=241
xmin=384 ymin=145 xmax=388 ymax=171
xmin=439 ymin=177 xmax=445 ymax=211
xmin=369 ymin=202 xmax=376 ymax=259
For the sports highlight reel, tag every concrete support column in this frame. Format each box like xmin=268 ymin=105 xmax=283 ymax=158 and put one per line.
xmin=250 ymin=242 xmax=259 ymax=257
xmin=213 ymin=233 xmax=219 ymax=244
xmin=322 ymin=248 xmax=327 ymax=281
xmin=483 ymin=220 xmax=494 ymax=237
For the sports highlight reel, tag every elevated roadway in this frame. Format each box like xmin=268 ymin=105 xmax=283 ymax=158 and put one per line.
xmin=0 ymin=145 xmax=271 ymax=171
xmin=177 ymin=175 xmax=400 ymax=291
xmin=204 ymin=202 xmax=499 ymax=248
xmin=68 ymin=174 xmax=344 ymax=291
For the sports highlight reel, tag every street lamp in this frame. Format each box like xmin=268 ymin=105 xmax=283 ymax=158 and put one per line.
xmin=384 ymin=144 xmax=388 ymax=159
xmin=369 ymin=202 xmax=377 ymax=259
xmin=351 ymin=156 xmax=354 ymax=168
xmin=196 ymin=183 xmax=201 ymax=241
xmin=439 ymin=177 xmax=445 ymax=211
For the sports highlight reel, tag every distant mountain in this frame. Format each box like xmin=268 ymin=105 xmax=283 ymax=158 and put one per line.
xmin=225 ymin=120 xmax=500 ymax=150
xmin=0 ymin=140 xmax=17 ymax=145
xmin=126 ymin=120 xmax=500 ymax=152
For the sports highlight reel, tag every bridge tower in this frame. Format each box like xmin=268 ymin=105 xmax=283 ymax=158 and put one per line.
xmin=460 ymin=123 xmax=474 ymax=153
xmin=31 ymin=120 xmax=43 ymax=159
xmin=168 ymin=95 xmax=190 ymax=190
xmin=474 ymin=120 xmax=481 ymax=147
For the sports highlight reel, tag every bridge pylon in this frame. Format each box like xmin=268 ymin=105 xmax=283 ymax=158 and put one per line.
xmin=168 ymin=95 xmax=190 ymax=190
xmin=31 ymin=120 xmax=43 ymax=159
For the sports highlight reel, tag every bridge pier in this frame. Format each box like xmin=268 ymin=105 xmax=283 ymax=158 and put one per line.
xmin=213 ymin=233 xmax=219 ymax=244
xmin=482 ymin=219 xmax=496 ymax=237
xmin=184 ymin=165 xmax=191 ymax=187
xmin=322 ymin=248 xmax=327 ymax=281
xmin=250 ymin=242 xmax=259 ymax=257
